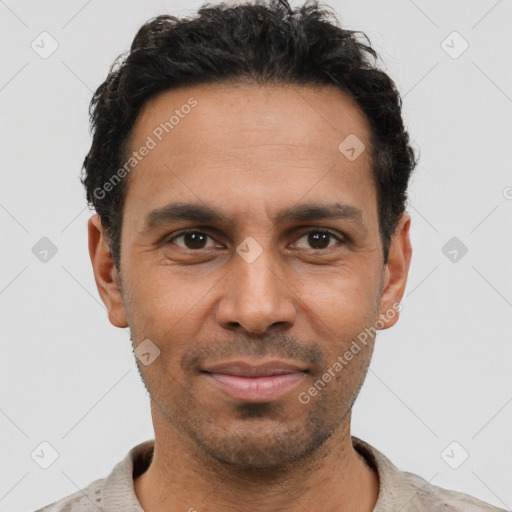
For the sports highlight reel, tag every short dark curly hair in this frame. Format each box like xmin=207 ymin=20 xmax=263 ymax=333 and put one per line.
xmin=81 ymin=0 xmax=418 ymax=272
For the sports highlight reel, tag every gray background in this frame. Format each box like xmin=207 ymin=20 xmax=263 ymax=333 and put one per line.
xmin=0 ymin=0 xmax=511 ymax=511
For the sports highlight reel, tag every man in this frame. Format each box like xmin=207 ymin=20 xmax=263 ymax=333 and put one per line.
xmin=36 ymin=1 xmax=505 ymax=511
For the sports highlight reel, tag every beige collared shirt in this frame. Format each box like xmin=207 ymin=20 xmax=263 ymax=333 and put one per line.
xmin=35 ymin=436 xmax=506 ymax=511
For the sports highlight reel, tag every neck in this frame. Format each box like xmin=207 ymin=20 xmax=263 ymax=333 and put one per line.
xmin=134 ymin=402 xmax=379 ymax=512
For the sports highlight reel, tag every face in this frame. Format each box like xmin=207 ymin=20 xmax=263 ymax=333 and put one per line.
xmin=89 ymin=82 xmax=411 ymax=468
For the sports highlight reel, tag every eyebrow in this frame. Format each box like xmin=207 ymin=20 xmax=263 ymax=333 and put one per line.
xmin=275 ymin=202 xmax=363 ymax=225
xmin=144 ymin=201 xmax=365 ymax=231
xmin=145 ymin=203 xmax=225 ymax=230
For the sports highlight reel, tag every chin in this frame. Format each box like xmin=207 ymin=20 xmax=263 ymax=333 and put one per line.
xmin=189 ymin=416 xmax=332 ymax=469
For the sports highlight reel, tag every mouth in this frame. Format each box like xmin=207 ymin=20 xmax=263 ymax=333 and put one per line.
xmin=200 ymin=360 xmax=308 ymax=403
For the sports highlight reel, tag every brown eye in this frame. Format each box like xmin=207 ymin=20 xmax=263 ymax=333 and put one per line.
xmin=308 ymin=231 xmax=330 ymax=249
xmin=168 ymin=230 xmax=215 ymax=250
xmin=295 ymin=229 xmax=344 ymax=250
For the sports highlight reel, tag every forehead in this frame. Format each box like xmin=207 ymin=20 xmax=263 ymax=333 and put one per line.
xmin=123 ymin=82 xmax=376 ymax=228
xmin=130 ymin=82 xmax=371 ymax=157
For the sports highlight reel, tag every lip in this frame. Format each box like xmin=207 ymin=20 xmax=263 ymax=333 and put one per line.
xmin=201 ymin=359 xmax=308 ymax=402
xmin=201 ymin=359 xmax=308 ymax=377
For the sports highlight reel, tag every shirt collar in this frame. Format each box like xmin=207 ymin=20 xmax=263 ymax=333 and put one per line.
xmin=101 ymin=436 xmax=401 ymax=511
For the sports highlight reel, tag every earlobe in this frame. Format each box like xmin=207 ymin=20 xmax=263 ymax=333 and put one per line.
xmin=377 ymin=212 xmax=412 ymax=330
xmin=88 ymin=215 xmax=129 ymax=328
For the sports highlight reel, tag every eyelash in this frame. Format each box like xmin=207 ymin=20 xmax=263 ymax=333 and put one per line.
xmin=165 ymin=228 xmax=346 ymax=251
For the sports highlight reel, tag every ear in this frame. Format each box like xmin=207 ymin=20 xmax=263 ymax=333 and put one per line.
xmin=377 ymin=211 xmax=412 ymax=330
xmin=88 ymin=214 xmax=128 ymax=328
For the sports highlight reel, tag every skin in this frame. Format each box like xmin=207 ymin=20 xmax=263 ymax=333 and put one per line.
xmin=88 ymin=82 xmax=412 ymax=512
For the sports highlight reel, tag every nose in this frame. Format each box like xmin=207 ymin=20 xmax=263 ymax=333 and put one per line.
xmin=215 ymin=245 xmax=297 ymax=335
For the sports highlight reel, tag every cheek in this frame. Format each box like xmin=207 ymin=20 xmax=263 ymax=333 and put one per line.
xmin=304 ymin=273 xmax=378 ymax=334
xmin=125 ymin=269 xmax=217 ymax=369
xmin=128 ymin=267 xmax=207 ymax=323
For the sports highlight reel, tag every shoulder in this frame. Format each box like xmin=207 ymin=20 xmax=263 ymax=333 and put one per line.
xmin=33 ymin=477 xmax=106 ymax=512
xmin=352 ymin=437 xmax=506 ymax=512
xmin=397 ymin=469 xmax=507 ymax=511
xmin=32 ymin=439 xmax=153 ymax=512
